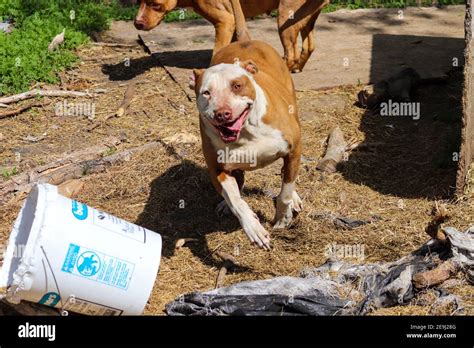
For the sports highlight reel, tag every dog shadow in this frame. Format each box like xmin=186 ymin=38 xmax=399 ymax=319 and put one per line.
xmin=340 ymin=70 xmax=463 ymax=199
xmin=136 ymin=160 xmax=254 ymax=270
xmin=102 ymin=49 xmax=212 ymax=81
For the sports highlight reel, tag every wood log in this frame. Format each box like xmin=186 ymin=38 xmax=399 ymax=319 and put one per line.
xmin=316 ymin=127 xmax=347 ymax=173
xmin=0 ymin=141 xmax=162 ymax=205
xmin=214 ymin=251 xmax=239 ymax=289
xmin=412 ymin=260 xmax=458 ymax=289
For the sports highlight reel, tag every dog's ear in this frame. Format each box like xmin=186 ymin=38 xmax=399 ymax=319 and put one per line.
xmin=240 ymin=60 xmax=258 ymax=75
xmin=189 ymin=69 xmax=204 ymax=90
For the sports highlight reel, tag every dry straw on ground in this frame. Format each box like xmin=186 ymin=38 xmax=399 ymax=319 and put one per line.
xmin=0 ymin=44 xmax=472 ymax=315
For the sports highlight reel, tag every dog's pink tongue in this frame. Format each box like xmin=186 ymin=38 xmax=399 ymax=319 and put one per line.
xmin=228 ymin=113 xmax=246 ymax=132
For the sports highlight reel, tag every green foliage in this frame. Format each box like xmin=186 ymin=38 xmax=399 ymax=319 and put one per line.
xmin=1 ymin=166 xmax=18 ymax=179
xmin=0 ymin=0 xmax=137 ymax=95
xmin=164 ymin=9 xmax=202 ymax=22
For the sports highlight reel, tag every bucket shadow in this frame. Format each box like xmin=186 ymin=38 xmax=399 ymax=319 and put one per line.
xmin=136 ymin=160 xmax=244 ymax=268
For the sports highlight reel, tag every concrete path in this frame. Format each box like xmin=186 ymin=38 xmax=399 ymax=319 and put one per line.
xmin=104 ymin=5 xmax=466 ymax=91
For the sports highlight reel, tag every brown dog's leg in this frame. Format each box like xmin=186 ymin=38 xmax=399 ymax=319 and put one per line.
xmin=279 ymin=0 xmax=328 ymax=73
xmin=193 ymin=1 xmax=235 ymax=56
xmin=213 ymin=21 xmax=235 ymax=55
xmin=278 ymin=11 xmax=300 ymax=73
xmin=273 ymin=143 xmax=303 ymax=229
xmin=294 ymin=16 xmax=317 ymax=72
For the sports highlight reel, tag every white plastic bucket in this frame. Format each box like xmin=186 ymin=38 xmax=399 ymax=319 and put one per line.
xmin=0 ymin=183 xmax=162 ymax=315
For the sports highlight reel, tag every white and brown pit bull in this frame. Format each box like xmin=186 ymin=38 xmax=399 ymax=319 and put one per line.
xmin=190 ymin=38 xmax=302 ymax=250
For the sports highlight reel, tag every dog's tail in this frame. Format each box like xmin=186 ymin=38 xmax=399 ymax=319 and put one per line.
xmin=230 ymin=0 xmax=251 ymax=42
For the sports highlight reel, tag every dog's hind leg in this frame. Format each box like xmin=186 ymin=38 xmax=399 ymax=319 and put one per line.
xmin=278 ymin=1 xmax=301 ymax=73
xmin=293 ymin=16 xmax=317 ymax=73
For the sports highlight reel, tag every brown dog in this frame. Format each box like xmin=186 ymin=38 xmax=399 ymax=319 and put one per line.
xmin=135 ymin=0 xmax=328 ymax=72
xmin=189 ymin=0 xmax=302 ymax=249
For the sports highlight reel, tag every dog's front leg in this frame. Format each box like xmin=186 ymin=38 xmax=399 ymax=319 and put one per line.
xmin=212 ymin=171 xmax=271 ymax=250
xmin=273 ymin=148 xmax=303 ymax=229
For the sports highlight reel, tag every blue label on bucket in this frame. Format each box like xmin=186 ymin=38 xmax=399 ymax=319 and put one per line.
xmin=72 ymin=201 xmax=88 ymax=220
xmin=39 ymin=292 xmax=61 ymax=307
xmin=61 ymin=243 xmax=134 ymax=290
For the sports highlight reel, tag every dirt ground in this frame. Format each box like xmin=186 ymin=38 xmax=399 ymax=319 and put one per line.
xmin=1 ymin=6 xmax=473 ymax=315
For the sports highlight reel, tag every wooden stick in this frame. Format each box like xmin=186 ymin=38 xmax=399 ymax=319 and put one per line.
xmin=87 ymin=82 xmax=136 ymax=131
xmin=214 ymin=251 xmax=239 ymax=289
xmin=0 ymin=89 xmax=96 ymax=105
xmin=116 ymin=82 xmax=136 ymax=117
xmin=0 ymin=98 xmax=52 ymax=119
xmin=316 ymin=127 xmax=348 ymax=173
xmin=92 ymin=42 xmax=136 ymax=48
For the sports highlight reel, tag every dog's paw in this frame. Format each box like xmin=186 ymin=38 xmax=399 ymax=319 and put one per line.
xmin=215 ymin=200 xmax=232 ymax=217
xmin=242 ymin=215 xmax=271 ymax=250
xmin=273 ymin=191 xmax=303 ymax=229
xmin=292 ymin=191 xmax=303 ymax=213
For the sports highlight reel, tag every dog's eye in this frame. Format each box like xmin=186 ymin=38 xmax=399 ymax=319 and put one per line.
xmin=233 ymin=84 xmax=242 ymax=92
xmin=148 ymin=2 xmax=162 ymax=10
xmin=202 ymin=90 xmax=211 ymax=97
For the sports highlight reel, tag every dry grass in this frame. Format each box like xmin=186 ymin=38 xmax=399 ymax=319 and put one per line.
xmin=0 ymin=44 xmax=473 ymax=315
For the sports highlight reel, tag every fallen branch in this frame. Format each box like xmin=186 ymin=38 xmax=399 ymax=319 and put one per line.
xmin=316 ymin=127 xmax=348 ymax=173
xmin=87 ymin=82 xmax=136 ymax=131
xmin=92 ymin=42 xmax=136 ymax=48
xmin=0 ymin=141 xmax=162 ymax=205
xmin=0 ymin=98 xmax=52 ymax=119
xmin=0 ymin=89 xmax=96 ymax=105
xmin=215 ymin=251 xmax=239 ymax=289
xmin=1 ymin=137 xmax=164 ymax=205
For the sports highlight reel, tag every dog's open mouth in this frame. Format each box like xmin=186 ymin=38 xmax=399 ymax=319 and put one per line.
xmin=214 ymin=107 xmax=250 ymax=143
